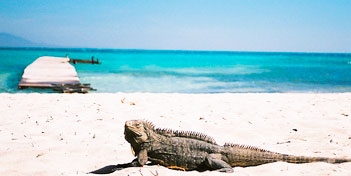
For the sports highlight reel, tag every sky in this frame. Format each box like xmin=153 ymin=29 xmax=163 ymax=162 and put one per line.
xmin=0 ymin=0 xmax=350 ymax=53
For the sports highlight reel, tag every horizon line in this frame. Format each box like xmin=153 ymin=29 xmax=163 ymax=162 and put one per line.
xmin=0 ymin=46 xmax=350 ymax=55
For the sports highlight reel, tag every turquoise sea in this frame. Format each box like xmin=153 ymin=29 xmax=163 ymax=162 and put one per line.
xmin=0 ymin=48 xmax=350 ymax=93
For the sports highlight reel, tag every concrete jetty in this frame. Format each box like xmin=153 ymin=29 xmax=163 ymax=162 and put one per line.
xmin=18 ymin=56 xmax=93 ymax=93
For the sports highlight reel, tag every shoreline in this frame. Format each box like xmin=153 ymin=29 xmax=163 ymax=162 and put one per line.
xmin=1 ymin=93 xmax=351 ymax=175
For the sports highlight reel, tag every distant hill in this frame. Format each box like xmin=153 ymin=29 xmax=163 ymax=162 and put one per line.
xmin=0 ymin=33 xmax=47 ymax=47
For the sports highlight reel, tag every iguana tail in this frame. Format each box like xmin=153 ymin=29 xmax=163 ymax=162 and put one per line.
xmin=223 ymin=143 xmax=351 ymax=167
xmin=281 ymin=154 xmax=351 ymax=164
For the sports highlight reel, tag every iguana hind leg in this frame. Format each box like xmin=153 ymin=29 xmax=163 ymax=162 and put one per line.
xmin=204 ymin=154 xmax=234 ymax=173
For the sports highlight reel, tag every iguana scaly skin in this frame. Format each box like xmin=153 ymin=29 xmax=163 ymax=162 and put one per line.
xmin=123 ymin=120 xmax=351 ymax=173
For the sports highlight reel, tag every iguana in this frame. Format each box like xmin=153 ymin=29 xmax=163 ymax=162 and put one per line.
xmin=90 ymin=119 xmax=351 ymax=174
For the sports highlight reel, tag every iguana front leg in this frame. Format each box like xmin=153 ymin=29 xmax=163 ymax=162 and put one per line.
xmin=137 ymin=149 xmax=148 ymax=166
xmin=89 ymin=148 xmax=148 ymax=174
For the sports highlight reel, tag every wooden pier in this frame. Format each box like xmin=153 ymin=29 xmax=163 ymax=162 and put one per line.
xmin=69 ymin=56 xmax=101 ymax=64
xmin=18 ymin=56 xmax=95 ymax=93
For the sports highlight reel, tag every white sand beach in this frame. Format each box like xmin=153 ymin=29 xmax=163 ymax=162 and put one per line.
xmin=0 ymin=93 xmax=351 ymax=176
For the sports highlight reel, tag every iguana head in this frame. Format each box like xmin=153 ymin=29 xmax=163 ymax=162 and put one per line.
xmin=124 ymin=120 xmax=150 ymax=145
